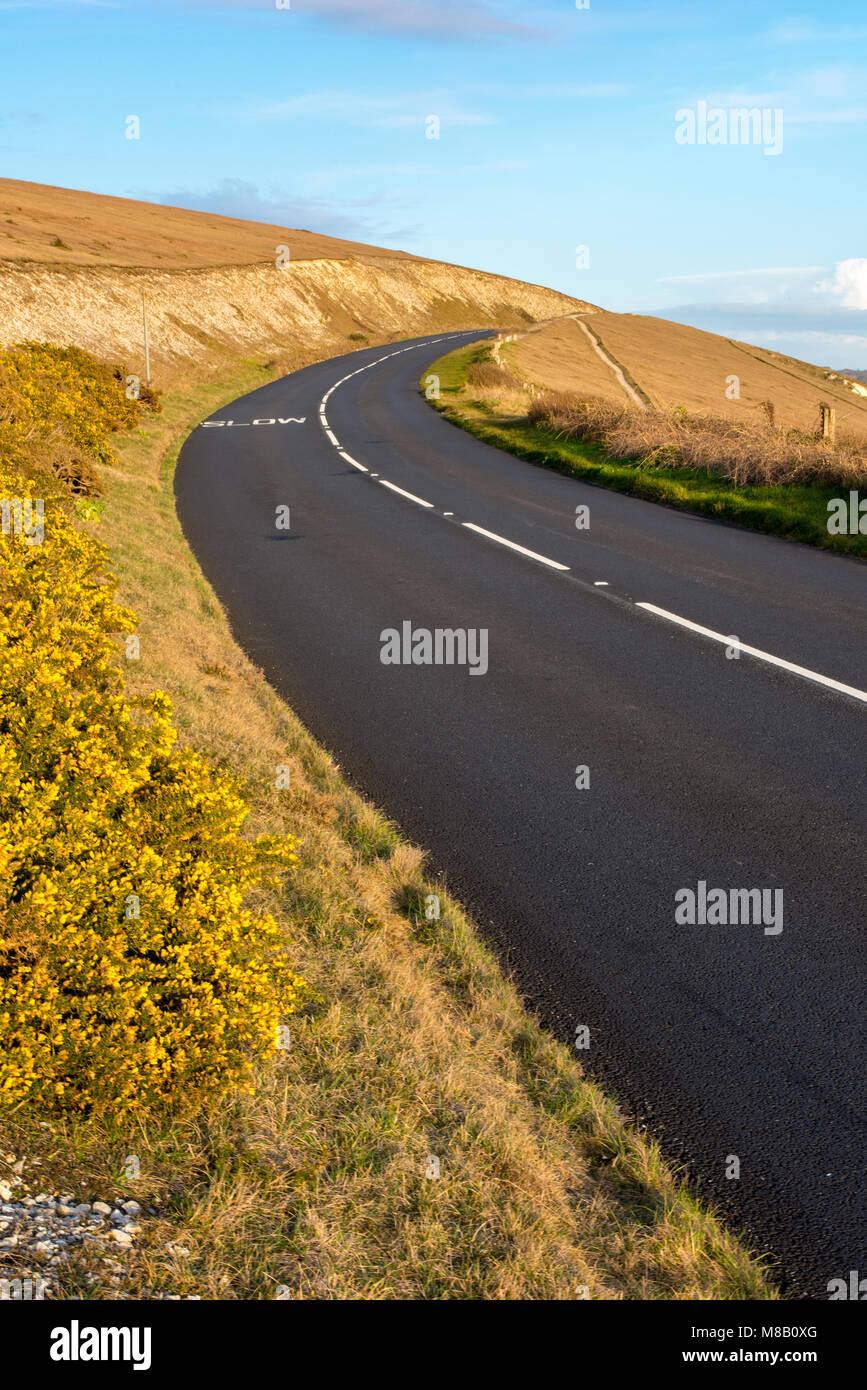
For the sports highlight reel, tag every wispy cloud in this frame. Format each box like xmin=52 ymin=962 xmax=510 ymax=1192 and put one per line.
xmin=786 ymin=107 xmax=867 ymax=125
xmin=135 ymin=177 xmax=417 ymax=244
xmin=9 ymin=0 xmax=549 ymax=38
xmin=474 ymin=80 xmax=630 ymax=100
xmin=247 ymin=90 xmax=496 ymax=129
xmin=656 ymin=263 xmax=867 ymax=316
xmin=679 ymin=71 xmax=867 ymax=130
xmin=655 ymin=265 xmax=830 ymax=309
xmin=654 ymin=302 xmax=867 ymax=367
xmin=693 ymin=88 xmax=789 ymax=109
xmin=769 ymin=19 xmax=867 ymax=43
xmin=305 ymin=157 xmax=529 ymax=188
xmin=269 ymin=0 xmax=547 ymax=41
xmin=659 ymin=267 xmax=825 ymax=284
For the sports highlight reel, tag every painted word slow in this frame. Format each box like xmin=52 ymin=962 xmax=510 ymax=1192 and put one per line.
xmin=200 ymin=417 xmax=306 ymax=428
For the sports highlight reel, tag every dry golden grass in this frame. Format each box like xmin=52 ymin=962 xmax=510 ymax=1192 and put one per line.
xmin=508 ymin=312 xmax=867 ymax=438
xmin=528 ymin=391 xmax=867 ymax=487
xmin=0 ymin=357 xmax=778 ymax=1300
xmin=465 ymin=360 xmax=519 ymax=391
xmin=0 ymin=178 xmax=419 ymax=269
xmin=505 ymin=316 xmax=623 ymax=399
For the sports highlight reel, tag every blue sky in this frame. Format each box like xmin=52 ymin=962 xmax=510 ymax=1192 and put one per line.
xmin=2 ymin=0 xmax=867 ymax=366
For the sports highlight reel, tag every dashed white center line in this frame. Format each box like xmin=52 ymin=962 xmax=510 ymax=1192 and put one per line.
xmin=636 ymin=602 xmax=867 ymax=705
xmin=299 ymin=333 xmax=867 ymax=712
xmin=338 ymin=450 xmax=368 ymax=472
xmin=461 ymin=522 xmax=570 ymax=572
xmin=380 ymin=479 xmax=434 ymax=508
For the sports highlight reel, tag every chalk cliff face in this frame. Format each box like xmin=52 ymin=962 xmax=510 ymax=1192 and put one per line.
xmin=0 ymin=254 xmax=594 ymax=376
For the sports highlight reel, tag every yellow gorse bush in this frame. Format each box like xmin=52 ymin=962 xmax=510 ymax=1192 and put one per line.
xmin=0 ymin=462 xmax=306 ymax=1116
xmin=0 ymin=341 xmax=141 ymax=465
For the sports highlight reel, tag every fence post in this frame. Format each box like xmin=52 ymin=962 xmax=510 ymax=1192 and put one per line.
xmin=820 ymin=403 xmax=836 ymax=441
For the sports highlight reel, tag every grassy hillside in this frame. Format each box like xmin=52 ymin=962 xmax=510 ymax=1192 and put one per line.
xmin=424 ymin=338 xmax=867 ymax=559
xmin=507 ymin=312 xmax=867 ymax=438
xmin=0 ymin=184 xmax=593 ymax=385
xmin=0 ymin=177 xmax=420 ymax=268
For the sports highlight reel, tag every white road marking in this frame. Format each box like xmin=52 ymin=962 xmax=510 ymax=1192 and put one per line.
xmin=380 ymin=479 xmax=434 ymax=508
xmin=338 ymin=450 xmax=368 ymax=472
xmin=461 ymin=522 xmax=570 ymax=571
xmin=316 ymin=335 xmax=473 ymax=503
xmin=635 ymin=602 xmax=867 ymax=705
xmin=299 ymin=334 xmax=867 ymax=713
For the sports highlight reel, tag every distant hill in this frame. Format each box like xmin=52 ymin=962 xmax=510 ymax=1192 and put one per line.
xmin=502 ymin=312 xmax=867 ymax=438
xmin=0 ymin=177 xmax=421 ymax=269
xmin=841 ymin=368 xmax=867 ymax=384
xmin=0 ymin=181 xmax=594 ymax=380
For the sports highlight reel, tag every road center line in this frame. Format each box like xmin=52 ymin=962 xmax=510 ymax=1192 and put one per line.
xmin=379 ymin=479 xmax=434 ymax=508
xmin=309 ymin=336 xmax=864 ymax=713
xmin=635 ymin=602 xmax=867 ymax=704
xmin=461 ymin=522 xmax=570 ymax=571
xmin=339 ymin=450 xmax=368 ymax=472
xmin=315 ymin=332 xmax=474 ymax=492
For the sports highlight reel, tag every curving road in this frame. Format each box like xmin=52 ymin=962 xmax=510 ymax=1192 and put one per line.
xmin=176 ymin=331 xmax=867 ymax=1296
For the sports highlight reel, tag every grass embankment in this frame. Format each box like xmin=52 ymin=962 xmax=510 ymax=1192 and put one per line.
xmin=424 ymin=340 xmax=867 ymax=559
xmin=1 ymin=341 xmax=777 ymax=1300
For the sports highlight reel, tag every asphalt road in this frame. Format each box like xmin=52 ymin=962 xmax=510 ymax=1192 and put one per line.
xmin=176 ymin=330 xmax=867 ymax=1296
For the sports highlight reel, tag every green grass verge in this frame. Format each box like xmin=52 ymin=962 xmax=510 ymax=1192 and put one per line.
xmin=424 ymin=341 xmax=867 ymax=560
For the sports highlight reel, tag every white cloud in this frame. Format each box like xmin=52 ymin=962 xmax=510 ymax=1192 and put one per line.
xmin=816 ymin=259 xmax=867 ymax=311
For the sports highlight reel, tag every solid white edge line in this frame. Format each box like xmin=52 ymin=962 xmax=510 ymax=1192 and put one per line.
xmin=461 ymin=522 xmax=570 ymax=571
xmin=379 ymin=479 xmax=434 ymax=508
xmin=635 ymin=602 xmax=867 ymax=705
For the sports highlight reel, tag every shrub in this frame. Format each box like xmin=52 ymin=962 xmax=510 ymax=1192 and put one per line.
xmin=466 ymin=360 xmax=518 ymax=392
xmin=527 ymin=391 xmax=867 ymax=488
xmin=0 ymin=342 xmax=140 ymax=463
xmin=0 ymin=463 xmax=306 ymax=1117
xmin=0 ymin=343 xmax=160 ymax=499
